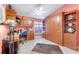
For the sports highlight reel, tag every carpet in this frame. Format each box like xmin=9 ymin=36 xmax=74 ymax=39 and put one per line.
xmin=32 ymin=43 xmax=63 ymax=54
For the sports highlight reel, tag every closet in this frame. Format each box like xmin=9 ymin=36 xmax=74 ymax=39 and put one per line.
xmin=63 ymin=10 xmax=79 ymax=50
xmin=45 ymin=13 xmax=64 ymax=45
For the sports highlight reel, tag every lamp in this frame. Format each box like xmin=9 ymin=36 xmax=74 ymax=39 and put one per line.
xmin=5 ymin=19 xmax=17 ymax=54
xmin=5 ymin=19 xmax=17 ymax=32
xmin=5 ymin=20 xmax=16 ymax=27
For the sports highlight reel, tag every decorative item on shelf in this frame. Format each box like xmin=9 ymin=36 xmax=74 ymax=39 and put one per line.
xmin=67 ymin=27 xmax=75 ymax=33
xmin=65 ymin=23 xmax=76 ymax=33
xmin=66 ymin=14 xmax=76 ymax=20
xmin=68 ymin=23 xmax=73 ymax=26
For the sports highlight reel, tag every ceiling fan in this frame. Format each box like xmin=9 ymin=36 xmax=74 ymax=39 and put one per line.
xmin=33 ymin=4 xmax=46 ymax=16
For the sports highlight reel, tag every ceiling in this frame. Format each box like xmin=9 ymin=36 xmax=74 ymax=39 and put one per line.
xmin=11 ymin=4 xmax=63 ymax=19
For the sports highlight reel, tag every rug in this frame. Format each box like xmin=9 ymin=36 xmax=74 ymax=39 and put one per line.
xmin=32 ymin=43 xmax=63 ymax=54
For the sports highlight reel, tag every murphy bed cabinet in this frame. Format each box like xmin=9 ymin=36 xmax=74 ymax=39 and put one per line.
xmin=63 ymin=10 xmax=79 ymax=50
xmin=45 ymin=13 xmax=64 ymax=46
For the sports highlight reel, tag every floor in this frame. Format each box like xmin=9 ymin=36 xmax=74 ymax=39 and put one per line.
xmin=18 ymin=37 xmax=79 ymax=54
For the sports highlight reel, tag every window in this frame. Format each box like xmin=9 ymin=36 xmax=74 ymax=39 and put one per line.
xmin=34 ymin=21 xmax=43 ymax=34
xmin=0 ymin=5 xmax=5 ymax=23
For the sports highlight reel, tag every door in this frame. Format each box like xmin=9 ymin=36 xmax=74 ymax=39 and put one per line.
xmin=64 ymin=33 xmax=77 ymax=50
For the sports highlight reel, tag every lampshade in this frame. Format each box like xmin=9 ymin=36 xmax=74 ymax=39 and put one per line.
xmin=5 ymin=20 xmax=17 ymax=27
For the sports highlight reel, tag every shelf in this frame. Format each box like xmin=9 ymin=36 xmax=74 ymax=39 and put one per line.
xmin=64 ymin=10 xmax=76 ymax=15
xmin=65 ymin=19 xmax=76 ymax=21
xmin=64 ymin=11 xmax=76 ymax=33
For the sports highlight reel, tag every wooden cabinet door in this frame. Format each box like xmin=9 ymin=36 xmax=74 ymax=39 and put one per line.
xmin=64 ymin=33 xmax=77 ymax=50
xmin=27 ymin=31 xmax=34 ymax=40
xmin=51 ymin=13 xmax=63 ymax=45
xmin=6 ymin=15 xmax=16 ymax=20
xmin=6 ymin=9 xmax=16 ymax=21
xmin=45 ymin=13 xmax=63 ymax=45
